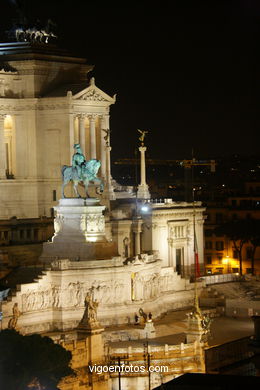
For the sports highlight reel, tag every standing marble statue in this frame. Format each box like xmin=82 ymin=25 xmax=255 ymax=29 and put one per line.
xmin=85 ymin=292 xmax=99 ymax=323
xmin=78 ymin=291 xmax=100 ymax=329
xmin=8 ymin=303 xmax=21 ymax=330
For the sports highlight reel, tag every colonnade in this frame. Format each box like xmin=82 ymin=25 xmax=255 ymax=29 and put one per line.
xmin=69 ymin=113 xmax=112 ymax=182
xmin=0 ymin=111 xmax=113 ymax=195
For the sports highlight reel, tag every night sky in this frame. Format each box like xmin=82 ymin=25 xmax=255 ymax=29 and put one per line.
xmin=1 ymin=0 xmax=260 ymax=160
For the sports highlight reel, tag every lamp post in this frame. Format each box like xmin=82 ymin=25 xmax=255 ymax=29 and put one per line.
xmin=143 ymin=340 xmax=151 ymax=390
xmin=223 ymin=255 xmax=230 ymax=273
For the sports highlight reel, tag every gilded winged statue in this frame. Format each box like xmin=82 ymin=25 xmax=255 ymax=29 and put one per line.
xmin=137 ymin=129 xmax=148 ymax=145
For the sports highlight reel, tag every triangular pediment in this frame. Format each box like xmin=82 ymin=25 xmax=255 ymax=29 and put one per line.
xmin=73 ymin=77 xmax=116 ymax=104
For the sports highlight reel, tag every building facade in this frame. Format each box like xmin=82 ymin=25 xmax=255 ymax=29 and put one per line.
xmin=0 ymin=41 xmax=115 ymax=219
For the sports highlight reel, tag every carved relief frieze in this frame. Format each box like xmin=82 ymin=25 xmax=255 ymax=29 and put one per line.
xmin=80 ymin=215 xmax=86 ymax=233
xmin=37 ymin=103 xmax=70 ymax=110
xmin=80 ymin=90 xmax=107 ymax=102
xmin=22 ymin=287 xmax=54 ymax=312
xmin=159 ymin=272 xmax=174 ymax=292
xmin=132 ymin=272 xmax=160 ymax=301
xmin=54 ymin=214 xmax=64 ymax=235
xmin=51 ymin=259 xmax=70 ymax=270
xmin=91 ymin=279 xmax=125 ymax=304
xmin=21 ymin=278 xmax=127 ymax=313
xmin=86 ymin=214 xmax=105 ymax=233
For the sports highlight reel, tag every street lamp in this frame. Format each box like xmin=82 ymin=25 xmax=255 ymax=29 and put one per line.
xmin=222 ymin=255 xmax=230 ymax=273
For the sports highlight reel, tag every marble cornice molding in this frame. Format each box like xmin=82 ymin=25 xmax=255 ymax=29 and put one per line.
xmin=73 ymin=111 xmax=109 ymax=118
xmin=153 ymin=211 xmax=195 ymax=219
xmin=152 ymin=210 xmax=205 ymax=219
xmin=37 ymin=103 xmax=70 ymax=111
xmin=0 ymin=98 xmax=113 ymax=113
xmin=0 ymin=97 xmax=37 ymax=112
xmin=0 ymin=103 xmax=70 ymax=112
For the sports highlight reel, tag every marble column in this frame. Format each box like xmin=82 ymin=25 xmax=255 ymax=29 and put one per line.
xmin=104 ymin=145 xmax=115 ymax=200
xmin=134 ymin=231 xmax=141 ymax=255
xmin=133 ymin=218 xmax=142 ymax=256
xmin=69 ymin=113 xmax=75 ymax=163
xmin=137 ymin=146 xmax=150 ymax=199
xmin=89 ymin=116 xmax=96 ymax=159
xmin=100 ymin=115 xmax=107 ymax=178
xmin=0 ymin=115 xmax=6 ymax=179
xmin=79 ymin=115 xmax=86 ymax=156
xmin=167 ymin=238 xmax=174 ymax=267
xmin=140 ymin=146 xmax=147 ymax=185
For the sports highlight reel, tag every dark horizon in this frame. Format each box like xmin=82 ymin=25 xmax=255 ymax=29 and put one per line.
xmin=1 ymin=0 xmax=260 ymax=160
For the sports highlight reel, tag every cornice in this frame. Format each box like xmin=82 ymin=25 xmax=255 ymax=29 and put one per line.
xmin=0 ymin=96 xmax=112 ymax=113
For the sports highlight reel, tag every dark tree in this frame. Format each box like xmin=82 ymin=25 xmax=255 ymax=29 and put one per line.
xmin=215 ymin=220 xmax=250 ymax=275
xmin=0 ymin=329 xmax=74 ymax=390
xmin=246 ymin=219 xmax=260 ymax=275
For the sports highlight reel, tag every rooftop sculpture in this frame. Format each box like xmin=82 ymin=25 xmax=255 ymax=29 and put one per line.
xmin=137 ymin=129 xmax=148 ymax=146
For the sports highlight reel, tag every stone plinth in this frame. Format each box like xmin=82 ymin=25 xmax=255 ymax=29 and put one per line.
xmin=40 ymin=198 xmax=118 ymax=262
xmin=186 ymin=313 xmax=204 ymax=343
xmin=142 ymin=320 xmax=156 ymax=339
xmin=137 ymin=183 xmax=150 ymax=199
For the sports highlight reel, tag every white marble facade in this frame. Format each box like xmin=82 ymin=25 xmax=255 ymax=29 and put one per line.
xmin=1 ymin=254 xmax=198 ymax=333
xmin=0 ymin=41 xmax=206 ymax=333
xmin=0 ymin=43 xmax=115 ymax=218
xmin=1 ymin=198 xmax=204 ymax=333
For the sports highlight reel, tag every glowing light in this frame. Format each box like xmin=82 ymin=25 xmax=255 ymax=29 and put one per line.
xmin=87 ymin=236 xmax=98 ymax=242
xmin=222 ymin=255 xmax=229 ymax=265
xmin=141 ymin=205 xmax=149 ymax=212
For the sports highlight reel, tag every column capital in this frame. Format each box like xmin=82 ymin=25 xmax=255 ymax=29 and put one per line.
xmin=0 ymin=114 xmax=6 ymax=121
xmin=87 ymin=114 xmax=97 ymax=121
xmin=139 ymin=146 xmax=147 ymax=153
xmin=78 ymin=113 xmax=86 ymax=120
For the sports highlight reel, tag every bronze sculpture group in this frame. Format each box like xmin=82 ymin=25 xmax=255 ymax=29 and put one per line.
xmin=61 ymin=144 xmax=103 ymax=198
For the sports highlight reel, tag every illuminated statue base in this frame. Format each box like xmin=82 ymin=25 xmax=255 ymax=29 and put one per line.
xmin=137 ymin=184 xmax=150 ymax=199
xmin=40 ymin=198 xmax=118 ymax=262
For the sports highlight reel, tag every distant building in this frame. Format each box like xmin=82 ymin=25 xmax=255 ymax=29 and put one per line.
xmin=204 ymin=181 xmax=260 ymax=275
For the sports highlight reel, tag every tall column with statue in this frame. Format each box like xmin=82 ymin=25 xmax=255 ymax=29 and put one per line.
xmin=137 ymin=129 xmax=150 ymax=199
xmin=102 ymin=129 xmax=115 ymax=200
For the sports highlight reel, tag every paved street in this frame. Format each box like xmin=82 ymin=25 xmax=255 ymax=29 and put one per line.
xmin=108 ymin=309 xmax=254 ymax=348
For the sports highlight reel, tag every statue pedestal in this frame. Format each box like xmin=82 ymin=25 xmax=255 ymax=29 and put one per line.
xmin=137 ymin=184 xmax=150 ymax=199
xmin=40 ymin=198 xmax=118 ymax=262
xmin=142 ymin=320 xmax=156 ymax=339
xmin=186 ymin=314 xmax=204 ymax=343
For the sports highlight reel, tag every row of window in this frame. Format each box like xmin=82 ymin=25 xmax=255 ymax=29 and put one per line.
xmin=206 ymin=247 xmax=253 ymax=261
xmin=0 ymin=229 xmax=39 ymax=242
xmin=205 ymin=241 xmax=224 ymax=251
xmin=206 ymin=212 xmax=254 ymax=225
xmin=206 ymin=256 xmax=224 ymax=265
xmin=206 ymin=268 xmax=239 ymax=274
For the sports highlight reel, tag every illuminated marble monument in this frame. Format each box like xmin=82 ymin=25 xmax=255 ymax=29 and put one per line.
xmin=0 ymin=32 xmax=206 ymax=335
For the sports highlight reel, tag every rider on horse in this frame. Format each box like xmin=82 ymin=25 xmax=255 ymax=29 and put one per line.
xmin=72 ymin=143 xmax=86 ymax=179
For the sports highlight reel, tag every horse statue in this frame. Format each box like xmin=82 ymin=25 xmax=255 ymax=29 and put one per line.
xmin=61 ymin=159 xmax=103 ymax=198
